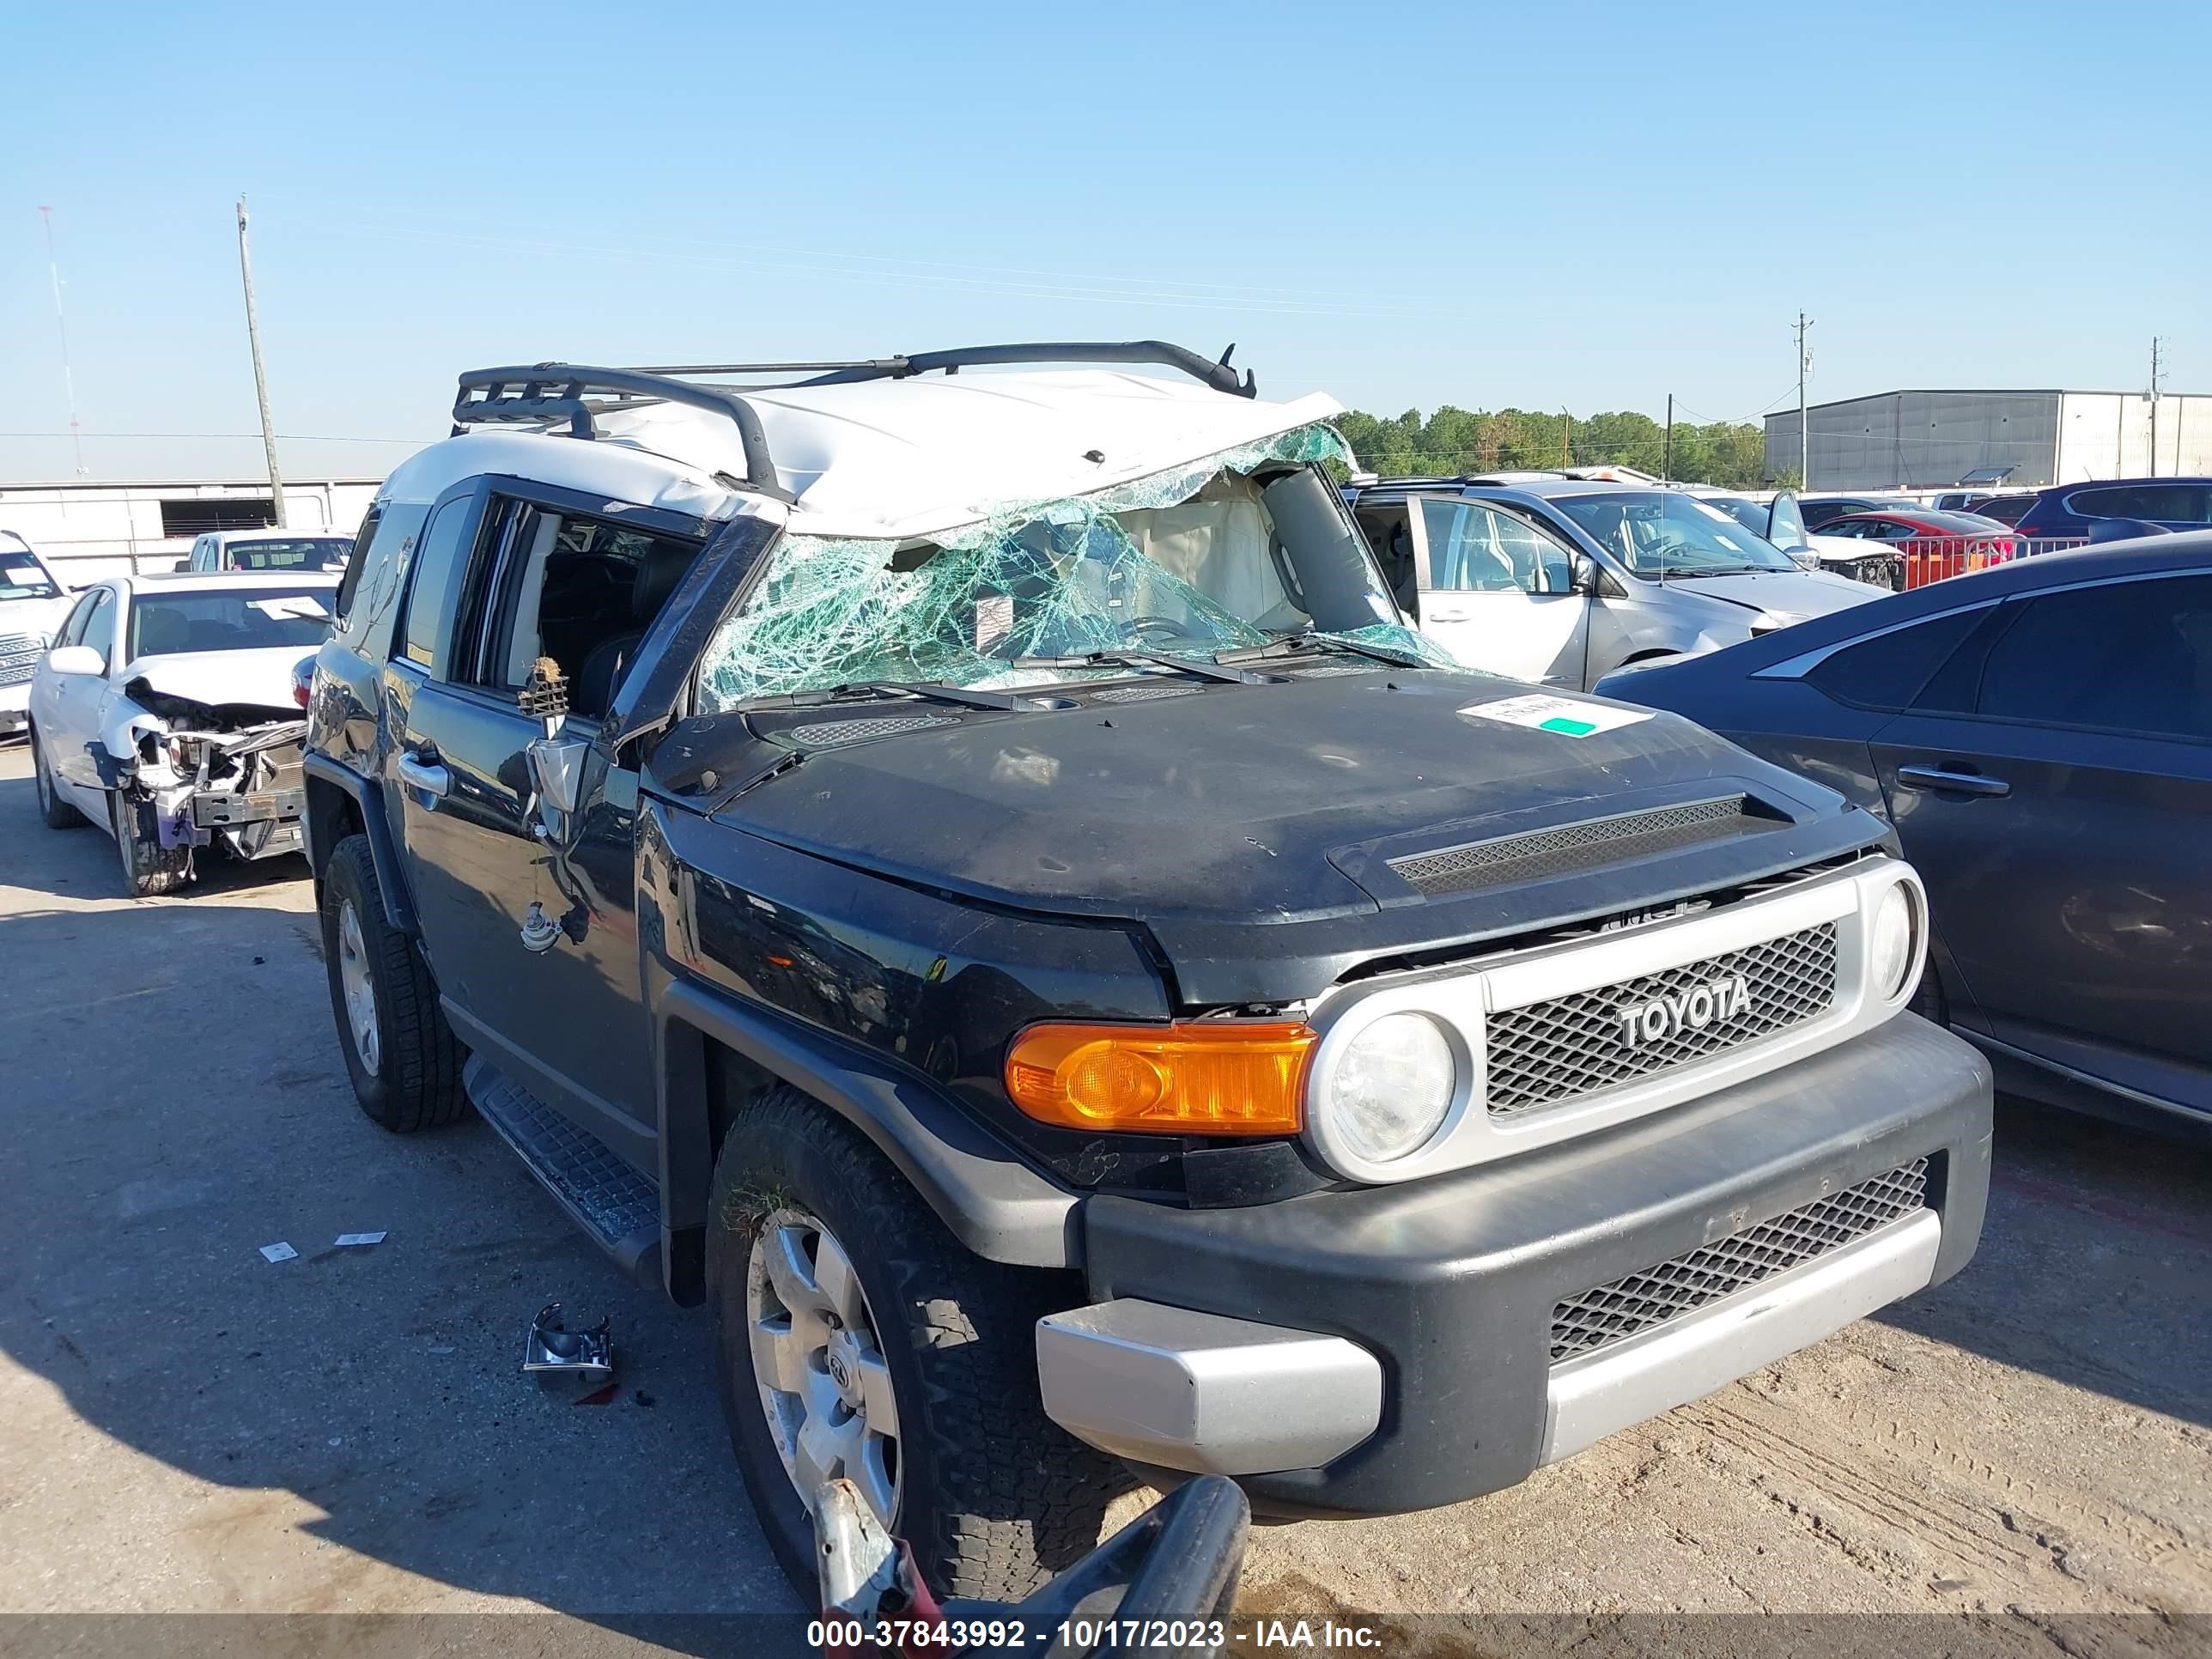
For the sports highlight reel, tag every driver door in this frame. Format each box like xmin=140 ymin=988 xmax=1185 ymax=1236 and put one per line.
xmin=1409 ymin=498 xmax=1589 ymax=687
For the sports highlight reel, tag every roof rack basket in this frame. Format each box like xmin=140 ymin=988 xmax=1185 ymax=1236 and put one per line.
xmin=450 ymin=341 xmax=1257 ymax=502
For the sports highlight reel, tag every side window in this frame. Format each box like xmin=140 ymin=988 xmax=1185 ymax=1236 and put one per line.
xmin=79 ymin=591 xmax=117 ymax=668
xmin=56 ymin=589 xmax=99 ymax=647
xmin=1972 ymin=576 xmax=2212 ymax=738
xmin=2071 ymin=483 xmax=2204 ymax=522
xmin=334 ymin=502 xmax=427 ymax=659
xmin=449 ymin=496 xmax=702 ymax=718
xmin=397 ymin=497 xmax=481 ymax=675
xmin=333 ymin=505 xmax=383 ymax=619
xmin=1807 ymin=606 xmax=1990 ymax=711
xmin=1824 ymin=520 xmax=1867 ymax=539
xmin=1419 ymin=501 xmax=1571 ymax=594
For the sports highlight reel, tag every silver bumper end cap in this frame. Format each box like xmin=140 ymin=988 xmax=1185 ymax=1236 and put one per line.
xmin=1541 ymin=1207 xmax=1942 ymax=1465
xmin=1036 ymin=1299 xmax=1382 ymax=1476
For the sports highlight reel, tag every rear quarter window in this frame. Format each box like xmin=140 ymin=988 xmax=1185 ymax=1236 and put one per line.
xmin=334 ymin=502 xmax=427 ymax=660
xmin=1806 ymin=606 xmax=1990 ymax=710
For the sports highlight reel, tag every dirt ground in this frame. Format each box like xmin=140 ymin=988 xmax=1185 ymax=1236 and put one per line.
xmin=0 ymin=740 xmax=2204 ymax=1655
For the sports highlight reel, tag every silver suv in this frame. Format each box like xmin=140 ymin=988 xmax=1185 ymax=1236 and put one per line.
xmin=1349 ymin=478 xmax=1883 ymax=688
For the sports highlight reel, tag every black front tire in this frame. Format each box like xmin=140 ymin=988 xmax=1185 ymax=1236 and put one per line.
xmin=708 ymin=1086 xmax=1127 ymax=1605
xmin=31 ymin=727 xmax=87 ymax=829
xmin=319 ymin=833 xmax=467 ymax=1132
xmin=111 ymin=790 xmax=189 ymax=896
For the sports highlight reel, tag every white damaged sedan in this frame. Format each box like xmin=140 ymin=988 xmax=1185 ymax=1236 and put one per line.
xmin=27 ymin=571 xmax=337 ymax=895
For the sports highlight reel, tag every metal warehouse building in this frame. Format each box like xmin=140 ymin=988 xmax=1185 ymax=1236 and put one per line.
xmin=0 ymin=476 xmax=378 ymax=583
xmin=1764 ymin=390 xmax=2212 ymax=491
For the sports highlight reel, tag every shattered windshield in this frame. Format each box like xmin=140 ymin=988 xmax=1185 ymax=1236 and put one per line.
xmin=697 ymin=423 xmax=1449 ymax=707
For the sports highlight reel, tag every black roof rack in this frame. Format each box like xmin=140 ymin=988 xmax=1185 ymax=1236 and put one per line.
xmin=450 ymin=341 xmax=1256 ymax=503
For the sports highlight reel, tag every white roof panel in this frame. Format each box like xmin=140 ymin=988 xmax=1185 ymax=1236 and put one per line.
xmin=382 ymin=368 xmax=1342 ymax=544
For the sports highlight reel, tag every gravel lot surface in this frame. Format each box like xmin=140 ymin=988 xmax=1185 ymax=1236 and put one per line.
xmin=0 ymin=741 xmax=2204 ymax=1655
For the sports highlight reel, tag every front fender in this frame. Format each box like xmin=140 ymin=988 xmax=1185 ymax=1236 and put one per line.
xmin=301 ymin=750 xmax=417 ymax=935
xmin=653 ymin=967 xmax=1080 ymax=1273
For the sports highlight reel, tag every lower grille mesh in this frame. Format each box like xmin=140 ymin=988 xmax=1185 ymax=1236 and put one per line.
xmin=1550 ymin=1158 xmax=1931 ymax=1363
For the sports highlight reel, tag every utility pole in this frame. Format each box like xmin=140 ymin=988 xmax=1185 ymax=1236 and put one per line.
xmin=1795 ymin=312 xmax=1814 ymax=489
xmin=1662 ymin=393 xmax=1674 ymax=483
xmin=37 ymin=207 xmax=88 ymax=477
xmin=2148 ymin=337 xmax=2166 ymax=477
xmin=1559 ymin=408 xmax=1571 ymax=468
xmin=236 ymin=197 xmax=287 ymax=526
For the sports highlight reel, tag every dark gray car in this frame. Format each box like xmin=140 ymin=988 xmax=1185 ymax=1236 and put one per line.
xmin=1595 ymin=535 xmax=2212 ymax=1139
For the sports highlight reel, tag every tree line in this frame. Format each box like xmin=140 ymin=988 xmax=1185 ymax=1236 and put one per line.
xmin=1334 ymin=406 xmax=1771 ymax=489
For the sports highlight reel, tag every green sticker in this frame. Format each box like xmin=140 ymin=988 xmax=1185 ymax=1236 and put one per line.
xmin=1459 ymin=694 xmax=1655 ymax=738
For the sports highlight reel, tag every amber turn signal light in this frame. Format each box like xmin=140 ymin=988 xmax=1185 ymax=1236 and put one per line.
xmin=1003 ymin=1021 xmax=1315 ymax=1135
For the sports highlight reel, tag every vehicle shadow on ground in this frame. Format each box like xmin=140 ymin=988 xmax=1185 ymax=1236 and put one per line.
xmin=0 ymin=771 xmax=311 ymax=906
xmin=0 ymin=787 xmax=794 ymax=1636
xmin=1871 ymin=1097 xmax=2212 ymax=1431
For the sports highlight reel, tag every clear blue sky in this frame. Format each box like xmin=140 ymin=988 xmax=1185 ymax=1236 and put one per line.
xmin=4 ymin=0 xmax=2206 ymax=482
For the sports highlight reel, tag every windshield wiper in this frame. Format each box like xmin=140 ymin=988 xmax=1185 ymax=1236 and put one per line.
xmin=1656 ymin=565 xmax=1772 ymax=579
xmin=1214 ymin=632 xmax=1428 ymax=671
xmin=750 ymin=679 xmax=1030 ymax=712
xmin=1012 ymin=649 xmax=1262 ymax=685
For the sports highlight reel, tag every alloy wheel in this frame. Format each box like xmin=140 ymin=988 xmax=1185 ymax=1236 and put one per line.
xmin=337 ymin=899 xmax=381 ymax=1076
xmin=744 ymin=1207 xmax=902 ymax=1528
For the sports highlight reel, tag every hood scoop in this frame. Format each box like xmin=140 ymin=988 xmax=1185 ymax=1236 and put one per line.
xmin=1386 ymin=795 xmax=1767 ymax=898
xmin=781 ymin=714 xmax=962 ymax=747
xmin=1089 ymin=684 xmax=1202 ymax=703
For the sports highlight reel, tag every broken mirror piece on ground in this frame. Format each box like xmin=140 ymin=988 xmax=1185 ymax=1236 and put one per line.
xmin=522 ymin=1302 xmax=613 ymax=1380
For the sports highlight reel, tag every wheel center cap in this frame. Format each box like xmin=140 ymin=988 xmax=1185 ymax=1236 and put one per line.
xmin=823 ymin=1330 xmax=867 ymax=1412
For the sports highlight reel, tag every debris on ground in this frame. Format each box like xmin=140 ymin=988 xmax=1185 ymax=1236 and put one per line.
xmin=332 ymin=1231 xmax=386 ymax=1248
xmin=258 ymin=1243 xmax=297 ymax=1263
xmin=521 ymin=1302 xmax=612 ymax=1379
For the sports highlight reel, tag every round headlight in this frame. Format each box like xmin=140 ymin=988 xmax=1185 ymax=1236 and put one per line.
xmin=1870 ymin=881 xmax=1920 ymax=1000
xmin=1325 ymin=1012 xmax=1455 ymax=1164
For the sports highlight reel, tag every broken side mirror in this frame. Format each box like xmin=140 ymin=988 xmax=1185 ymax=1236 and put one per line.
xmin=519 ymin=657 xmax=586 ymax=818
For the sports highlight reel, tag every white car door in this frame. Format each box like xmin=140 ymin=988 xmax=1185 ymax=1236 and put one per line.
xmin=1409 ymin=498 xmax=1591 ymax=688
xmin=44 ymin=586 xmax=119 ymax=808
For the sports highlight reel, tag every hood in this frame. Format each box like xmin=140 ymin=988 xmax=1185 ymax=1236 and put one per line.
xmin=0 ymin=593 xmax=73 ymax=641
xmin=703 ymin=672 xmax=1853 ymax=937
xmin=1662 ymin=568 xmax=1882 ymax=627
xmin=119 ymin=647 xmax=311 ymax=720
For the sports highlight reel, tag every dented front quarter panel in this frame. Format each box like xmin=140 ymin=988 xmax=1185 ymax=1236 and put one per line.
xmin=643 ymin=793 xmax=1196 ymax=1191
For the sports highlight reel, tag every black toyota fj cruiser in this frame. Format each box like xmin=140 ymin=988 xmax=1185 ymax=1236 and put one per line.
xmin=302 ymin=343 xmax=1990 ymax=1604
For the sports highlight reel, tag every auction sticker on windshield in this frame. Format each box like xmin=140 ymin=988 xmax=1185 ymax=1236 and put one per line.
xmin=1460 ymin=693 xmax=1654 ymax=738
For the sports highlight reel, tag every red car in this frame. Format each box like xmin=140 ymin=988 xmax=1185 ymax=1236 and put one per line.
xmin=1818 ymin=508 xmax=2022 ymax=586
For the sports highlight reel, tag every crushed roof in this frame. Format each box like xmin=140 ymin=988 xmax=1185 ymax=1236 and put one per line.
xmin=381 ymin=368 xmax=1343 ymax=542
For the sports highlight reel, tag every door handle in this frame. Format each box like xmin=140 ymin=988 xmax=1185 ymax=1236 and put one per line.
xmin=398 ymin=749 xmax=452 ymax=802
xmin=1895 ymin=763 xmax=2009 ymax=798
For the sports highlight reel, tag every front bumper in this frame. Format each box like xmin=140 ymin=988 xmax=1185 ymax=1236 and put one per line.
xmin=1056 ymin=1012 xmax=1990 ymax=1517
xmin=0 ymin=680 xmax=28 ymax=730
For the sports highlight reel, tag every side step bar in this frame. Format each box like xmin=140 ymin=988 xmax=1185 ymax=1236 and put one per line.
xmin=465 ymin=1056 xmax=663 ymax=1286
